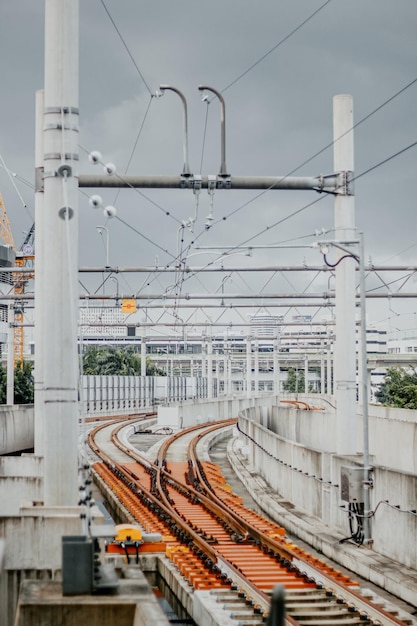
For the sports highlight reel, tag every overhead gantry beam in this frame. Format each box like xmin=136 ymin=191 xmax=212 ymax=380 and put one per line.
xmin=78 ymin=173 xmax=342 ymax=193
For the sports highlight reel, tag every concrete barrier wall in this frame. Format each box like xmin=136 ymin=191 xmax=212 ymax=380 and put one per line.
xmin=0 ymin=406 xmax=34 ymax=455
xmin=269 ymin=394 xmax=417 ymax=474
xmin=238 ymin=405 xmax=417 ymax=568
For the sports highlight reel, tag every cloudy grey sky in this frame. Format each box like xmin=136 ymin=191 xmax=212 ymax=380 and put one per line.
xmin=1 ymin=1 xmax=417 ymax=334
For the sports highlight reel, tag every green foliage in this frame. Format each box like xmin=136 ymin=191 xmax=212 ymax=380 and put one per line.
xmin=282 ymin=367 xmax=317 ymax=393
xmin=14 ymin=361 xmax=34 ymax=403
xmin=82 ymin=345 xmax=165 ymax=376
xmin=0 ymin=361 xmax=34 ymax=404
xmin=282 ymin=368 xmax=305 ymax=393
xmin=375 ymin=367 xmax=417 ymax=409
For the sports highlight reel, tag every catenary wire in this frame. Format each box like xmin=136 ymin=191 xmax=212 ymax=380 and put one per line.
xmin=220 ymin=0 xmax=332 ymax=95
xmin=99 ymin=0 xmax=152 ymax=95
xmin=112 ymin=94 xmax=154 ymax=207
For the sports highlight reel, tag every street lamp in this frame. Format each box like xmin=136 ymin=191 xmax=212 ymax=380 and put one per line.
xmin=316 ymin=233 xmax=372 ymax=545
xmin=96 ymin=225 xmax=109 ymax=268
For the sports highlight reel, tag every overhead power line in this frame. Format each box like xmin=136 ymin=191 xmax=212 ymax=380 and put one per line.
xmin=220 ymin=0 xmax=332 ymax=94
xmin=99 ymin=0 xmax=152 ymax=95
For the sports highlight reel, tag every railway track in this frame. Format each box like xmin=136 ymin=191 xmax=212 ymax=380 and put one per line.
xmin=88 ymin=416 xmax=412 ymax=626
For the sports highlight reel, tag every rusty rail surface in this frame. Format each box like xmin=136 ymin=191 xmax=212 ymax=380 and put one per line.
xmin=88 ymin=416 xmax=410 ymax=626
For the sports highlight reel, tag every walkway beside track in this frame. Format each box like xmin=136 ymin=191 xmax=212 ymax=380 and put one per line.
xmin=227 ymin=433 xmax=417 ymax=611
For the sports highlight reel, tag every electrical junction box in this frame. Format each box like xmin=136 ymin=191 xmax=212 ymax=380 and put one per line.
xmin=340 ymin=466 xmax=364 ymax=503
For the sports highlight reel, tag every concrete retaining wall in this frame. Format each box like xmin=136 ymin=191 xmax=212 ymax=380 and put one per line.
xmin=0 ymin=405 xmax=34 ymax=455
xmin=238 ymin=402 xmax=417 ymax=568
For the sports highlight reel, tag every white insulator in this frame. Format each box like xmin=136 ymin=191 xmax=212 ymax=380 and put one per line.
xmin=89 ymin=194 xmax=103 ymax=209
xmin=104 ymin=162 xmax=116 ymax=175
xmin=103 ymin=205 xmax=117 ymax=218
xmin=88 ymin=150 xmax=102 ymax=164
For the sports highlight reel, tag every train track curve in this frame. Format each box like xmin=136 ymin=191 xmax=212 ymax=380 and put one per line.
xmin=88 ymin=415 xmax=411 ymax=626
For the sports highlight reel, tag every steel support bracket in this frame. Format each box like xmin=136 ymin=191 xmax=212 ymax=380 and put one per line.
xmin=335 ymin=170 xmax=354 ymax=196
xmin=35 ymin=166 xmax=44 ymax=193
xmin=181 ymin=174 xmax=202 ymax=190
xmin=216 ymin=174 xmax=232 ymax=189
xmin=57 ymin=164 xmax=73 ymax=178
xmin=207 ymin=175 xmax=217 ymax=192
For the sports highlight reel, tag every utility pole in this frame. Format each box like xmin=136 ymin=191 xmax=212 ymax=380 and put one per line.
xmin=38 ymin=0 xmax=80 ymax=506
xmin=333 ymin=95 xmax=357 ymax=455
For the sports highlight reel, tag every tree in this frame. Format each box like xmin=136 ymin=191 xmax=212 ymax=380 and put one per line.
xmin=282 ymin=368 xmax=305 ymax=393
xmin=14 ymin=361 xmax=34 ymax=404
xmin=0 ymin=361 xmax=34 ymax=404
xmin=82 ymin=346 xmax=165 ymax=376
xmin=375 ymin=367 xmax=417 ymax=409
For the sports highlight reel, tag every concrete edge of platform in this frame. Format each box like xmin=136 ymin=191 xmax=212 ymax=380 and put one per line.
xmin=227 ymin=435 xmax=417 ymax=610
xmin=13 ymin=568 xmax=170 ymax=626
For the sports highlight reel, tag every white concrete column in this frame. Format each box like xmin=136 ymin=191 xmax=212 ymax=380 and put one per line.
xmin=207 ymin=337 xmax=213 ymax=399
xmin=357 ymin=326 xmax=363 ymax=404
xmin=41 ymin=0 xmax=80 ymax=505
xmin=320 ymin=350 xmax=325 ymax=394
xmin=304 ymin=354 xmax=309 ymax=394
xmin=6 ymin=304 xmax=14 ymax=405
xmin=273 ymin=338 xmax=280 ymax=395
xmin=227 ymin=353 xmax=232 ymax=395
xmin=246 ymin=335 xmax=252 ymax=398
xmin=326 ymin=339 xmax=332 ymax=395
xmin=254 ymin=340 xmax=259 ymax=393
xmin=202 ymin=339 xmax=207 ymax=379
xmin=334 ymin=94 xmax=357 ymax=454
xmin=34 ymin=89 xmax=45 ymax=455
xmin=141 ymin=329 xmax=147 ymax=377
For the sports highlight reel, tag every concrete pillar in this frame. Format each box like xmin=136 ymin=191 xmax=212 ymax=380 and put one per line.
xmin=320 ymin=350 xmax=325 ymax=394
xmin=304 ymin=354 xmax=309 ymax=394
xmin=141 ymin=330 xmax=147 ymax=377
xmin=357 ymin=326 xmax=363 ymax=404
xmin=334 ymin=94 xmax=357 ymax=454
xmin=6 ymin=304 xmax=14 ymax=405
xmin=34 ymin=89 xmax=44 ymax=455
xmin=273 ymin=338 xmax=280 ymax=394
xmin=41 ymin=0 xmax=80 ymax=505
xmin=327 ymin=340 xmax=332 ymax=395
xmin=207 ymin=337 xmax=213 ymax=399
xmin=246 ymin=335 xmax=252 ymax=398
xmin=254 ymin=340 xmax=259 ymax=393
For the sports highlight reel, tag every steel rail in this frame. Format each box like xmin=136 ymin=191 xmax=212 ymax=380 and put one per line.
xmin=188 ymin=423 xmax=409 ymax=626
xmin=89 ymin=415 xmax=409 ymax=626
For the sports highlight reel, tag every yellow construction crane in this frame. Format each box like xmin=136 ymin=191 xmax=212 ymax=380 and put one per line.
xmin=0 ymin=193 xmax=34 ymax=366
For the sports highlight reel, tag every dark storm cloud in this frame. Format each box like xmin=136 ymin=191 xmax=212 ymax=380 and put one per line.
xmin=1 ymin=1 xmax=417 ymax=328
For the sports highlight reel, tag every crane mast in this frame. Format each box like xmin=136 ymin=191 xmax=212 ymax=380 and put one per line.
xmin=0 ymin=193 xmax=34 ymax=367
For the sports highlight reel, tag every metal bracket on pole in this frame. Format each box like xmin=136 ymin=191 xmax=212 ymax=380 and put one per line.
xmin=35 ymin=167 xmax=44 ymax=193
xmin=216 ymin=174 xmax=232 ymax=189
xmin=58 ymin=206 xmax=74 ymax=220
xmin=180 ymin=174 xmax=202 ymax=191
xmin=207 ymin=175 xmax=216 ymax=193
xmin=335 ymin=170 xmax=354 ymax=196
xmin=314 ymin=173 xmax=340 ymax=194
xmin=192 ymin=175 xmax=202 ymax=191
xmin=57 ymin=164 xmax=73 ymax=178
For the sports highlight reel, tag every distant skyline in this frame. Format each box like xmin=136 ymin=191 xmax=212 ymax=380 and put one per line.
xmin=1 ymin=1 xmax=417 ymax=336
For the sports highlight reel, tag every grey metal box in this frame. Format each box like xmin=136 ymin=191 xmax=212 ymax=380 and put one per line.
xmin=340 ymin=466 xmax=364 ymax=503
xmin=62 ymin=535 xmax=94 ymax=595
